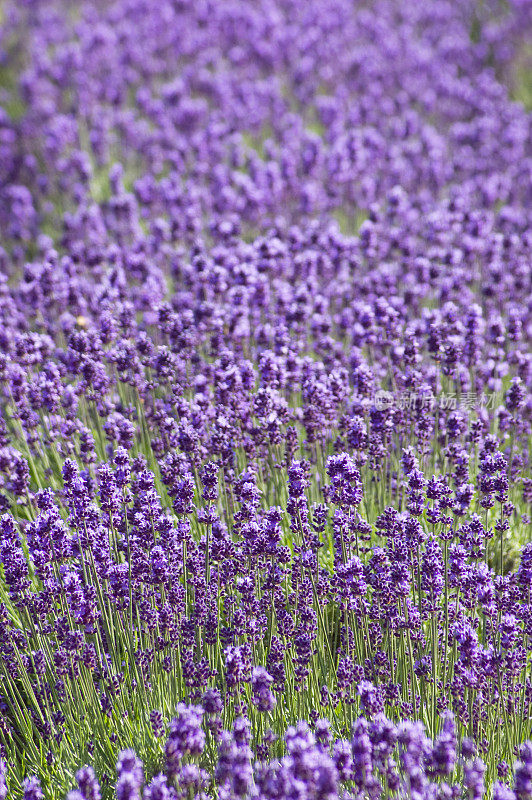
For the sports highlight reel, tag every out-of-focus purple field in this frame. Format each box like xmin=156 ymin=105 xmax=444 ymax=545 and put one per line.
xmin=0 ymin=0 xmax=531 ymax=797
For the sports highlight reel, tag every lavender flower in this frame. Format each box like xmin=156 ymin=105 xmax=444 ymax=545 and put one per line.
xmin=23 ymin=778 xmax=44 ymax=800
xmin=165 ymin=704 xmax=205 ymax=777
xmin=251 ymin=667 xmax=276 ymax=713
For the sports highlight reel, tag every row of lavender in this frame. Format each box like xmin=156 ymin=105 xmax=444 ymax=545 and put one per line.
xmin=9 ymin=710 xmax=532 ymax=800
xmin=0 ymin=0 xmax=532 ymax=796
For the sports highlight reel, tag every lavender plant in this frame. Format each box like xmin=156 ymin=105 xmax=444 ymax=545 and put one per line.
xmin=0 ymin=0 xmax=531 ymax=797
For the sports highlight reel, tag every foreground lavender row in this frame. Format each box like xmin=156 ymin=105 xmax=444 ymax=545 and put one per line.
xmin=8 ymin=708 xmax=532 ymax=800
xmin=0 ymin=0 xmax=532 ymax=796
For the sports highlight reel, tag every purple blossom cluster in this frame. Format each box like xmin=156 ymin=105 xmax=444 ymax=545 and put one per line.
xmin=0 ymin=0 xmax=531 ymax=795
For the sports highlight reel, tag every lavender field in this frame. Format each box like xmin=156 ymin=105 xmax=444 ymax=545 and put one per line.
xmin=0 ymin=0 xmax=531 ymax=797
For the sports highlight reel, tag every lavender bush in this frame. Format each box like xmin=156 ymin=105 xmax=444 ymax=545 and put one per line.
xmin=0 ymin=0 xmax=531 ymax=796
